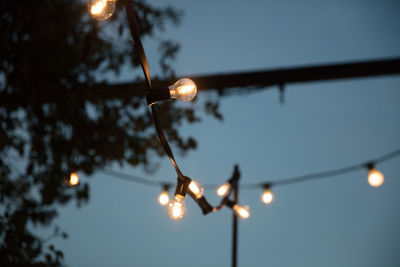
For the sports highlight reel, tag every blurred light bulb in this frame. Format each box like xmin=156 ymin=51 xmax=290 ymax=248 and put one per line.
xmin=169 ymin=78 xmax=197 ymax=101
xmin=88 ymin=0 xmax=116 ymax=20
xmin=189 ymin=180 xmax=204 ymax=199
xmin=261 ymin=188 xmax=274 ymax=204
xmin=158 ymin=190 xmax=169 ymax=206
xmin=166 ymin=195 xmax=186 ymax=220
xmin=233 ymin=205 xmax=250 ymax=219
xmin=68 ymin=172 xmax=79 ymax=186
xmin=368 ymin=168 xmax=384 ymax=187
xmin=216 ymin=182 xmax=230 ymax=197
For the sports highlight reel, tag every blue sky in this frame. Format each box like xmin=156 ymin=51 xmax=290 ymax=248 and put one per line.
xmin=53 ymin=0 xmax=400 ymax=266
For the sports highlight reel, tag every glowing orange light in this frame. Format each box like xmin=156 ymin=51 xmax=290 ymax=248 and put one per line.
xmin=166 ymin=195 xmax=186 ymax=220
xmin=368 ymin=168 xmax=384 ymax=187
xmin=261 ymin=188 xmax=274 ymax=204
xmin=169 ymin=78 xmax=197 ymax=101
xmin=216 ymin=182 xmax=230 ymax=197
xmin=189 ymin=180 xmax=204 ymax=199
xmin=158 ymin=190 xmax=169 ymax=206
xmin=68 ymin=172 xmax=79 ymax=186
xmin=233 ymin=205 xmax=250 ymax=219
xmin=88 ymin=0 xmax=116 ymax=20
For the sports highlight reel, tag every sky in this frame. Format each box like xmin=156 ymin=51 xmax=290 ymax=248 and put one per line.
xmin=52 ymin=0 xmax=400 ymax=266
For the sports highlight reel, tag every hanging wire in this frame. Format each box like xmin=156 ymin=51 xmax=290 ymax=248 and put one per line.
xmin=101 ymin=169 xmax=172 ymax=187
xmin=120 ymin=0 xmax=215 ymax=215
xmin=122 ymin=0 xmax=185 ymax=180
xmin=99 ymin=148 xmax=400 ymax=190
xmin=239 ymin=148 xmax=400 ymax=189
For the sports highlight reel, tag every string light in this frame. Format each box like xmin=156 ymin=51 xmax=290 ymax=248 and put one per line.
xmin=233 ymin=205 xmax=250 ymax=219
xmin=158 ymin=185 xmax=170 ymax=206
xmin=188 ymin=180 xmax=204 ymax=199
xmin=101 ymin=148 xmax=400 ymax=220
xmin=216 ymin=182 xmax=231 ymax=197
xmin=166 ymin=195 xmax=186 ymax=220
xmin=88 ymin=0 xmax=117 ymax=20
xmin=261 ymin=184 xmax=274 ymax=204
xmin=222 ymin=198 xmax=251 ymax=219
xmin=66 ymin=172 xmax=79 ymax=186
xmin=169 ymin=78 xmax=197 ymax=101
xmin=366 ymin=163 xmax=384 ymax=187
xmin=146 ymin=78 xmax=197 ymax=105
xmin=166 ymin=177 xmax=191 ymax=220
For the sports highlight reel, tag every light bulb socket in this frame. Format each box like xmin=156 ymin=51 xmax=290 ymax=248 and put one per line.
xmin=223 ymin=198 xmax=235 ymax=209
xmin=174 ymin=176 xmax=191 ymax=198
xmin=262 ymin=183 xmax=272 ymax=190
xmin=365 ymin=161 xmax=375 ymax=171
xmin=146 ymin=88 xmax=171 ymax=105
xmin=162 ymin=184 xmax=170 ymax=192
xmin=187 ymin=192 xmax=213 ymax=215
xmin=366 ymin=162 xmax=375 ymax=170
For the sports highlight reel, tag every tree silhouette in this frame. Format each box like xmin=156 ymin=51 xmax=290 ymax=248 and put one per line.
xmin=0 ymin=0 xmax=220 ymax=265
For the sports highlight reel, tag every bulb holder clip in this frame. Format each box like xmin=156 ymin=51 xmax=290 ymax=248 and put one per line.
xmin=262 ymin=183 xmax=272 ymax=189
xmin=366 ymin=162 xmax=375 ymax=170
xmin=187 ymin=192 xmax=213 ymax=215
xmin=174 ymin=176 xmax=191 ymax=198
xmin=223 ymin=198 xmax=235 ymax=208
xmin=162 ymin=184 xmax=170 ymax=191
xmin=146 ymin=88 xmax=171 ymax=105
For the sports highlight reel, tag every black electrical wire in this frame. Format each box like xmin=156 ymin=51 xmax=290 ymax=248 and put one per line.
xmin=100 ymin=148 xmax=400 ymax=190
xmin=121 ymin=0 xmax=214 ymax=214
xmin=122 ymin=0 xmax=184 ymax=180
xmin=101 ymin=169 xmax=172 ymax=187
xmin=239 ymin=148 xmax=400 ymax=189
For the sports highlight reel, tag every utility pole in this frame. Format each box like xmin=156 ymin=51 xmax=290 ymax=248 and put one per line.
xmin=231 ymin=166 xmax=240 ymax=267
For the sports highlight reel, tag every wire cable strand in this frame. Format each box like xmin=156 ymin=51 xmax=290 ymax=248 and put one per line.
xmin=240 ymin=148 xmax=400 ymax=189
xmin=122 ymin=0 xmax=185 ymax=180
xmin=100 ymin=169 xmax=172 ymax=187
xmin=101 ymin=148 xmax=400 ymax=190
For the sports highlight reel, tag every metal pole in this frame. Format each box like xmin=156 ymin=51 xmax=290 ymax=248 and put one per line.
xmin=232 ymin=177 xmax=239 ymax=267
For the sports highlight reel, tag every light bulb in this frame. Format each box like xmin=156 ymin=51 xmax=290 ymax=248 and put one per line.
xmin=233 ymin=205 xmax=250 ymax=219
xmin=67 ymin=172 xmax=79 ymax=186
xmin=158 ymin=190 xmax=169 ymax=206
xmin=368 ymin=168 xmax=384 ymax=187
xmin=188 ymin=180 xmax=204 ymax=199
xmin=88 ymin=0 xmax=116 ymax=20
xmin=217 ymin=182 xmax=230 ymax=197
xmin=169 ymin=78 xmax=197 ymax=102
xmin=261 ymin=188 xmax=274 ymax=204
xmin=166 ymin=195 xmax=186 ymax=220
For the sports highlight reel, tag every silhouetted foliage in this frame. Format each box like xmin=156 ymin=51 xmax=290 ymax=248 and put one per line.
xmin=0 ymin=0 xmax=221 ymax=265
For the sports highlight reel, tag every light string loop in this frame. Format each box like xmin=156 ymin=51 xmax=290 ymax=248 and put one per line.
xmin=122 ymin=0 xmax=184 ymax=180
xmin=121 ymin=0 xmax=216 ymax=216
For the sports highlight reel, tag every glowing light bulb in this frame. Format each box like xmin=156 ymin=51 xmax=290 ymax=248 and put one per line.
xmin=67 ymin=172 xmax=79 ymax=186
xmin=233 ymin=205 xmax=250 ymax=219
xmin=368 ymin=168 xmax=384 ymax=187
xmin=166 ymin=195 xmax=186 ymax=220
xmin=217 ymin=182 xmax=230 ymax=197
xmin=158 ymin=190 xmax=169 ymax=206
xmin=169 ymin=78 xmax=197 ymax=101
xmin=88 ymin=0 xmax=116 ymax=20
xmin=261 ymin=188 xmax=274 ymax=204
xmin=189 ymin=180 xmax=204 ymax=199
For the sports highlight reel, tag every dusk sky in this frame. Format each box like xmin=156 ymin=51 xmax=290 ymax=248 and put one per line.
xmin=51 ymin=0 xmax=400 ymax=266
